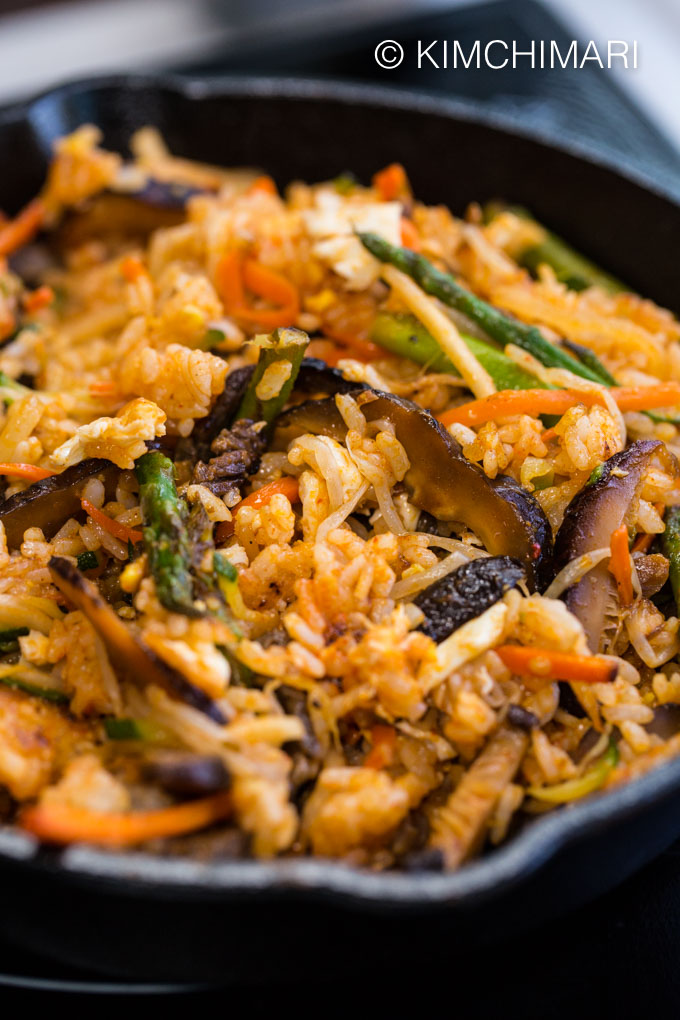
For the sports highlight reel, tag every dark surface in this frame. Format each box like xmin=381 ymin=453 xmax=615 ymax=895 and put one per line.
xmin=3 ymin=842 xmax=680 ymax=1014
xmin=187 ymin=0 xmax=680 ymax=194
xmin=2 ymin=75 xmax=680 ymax=974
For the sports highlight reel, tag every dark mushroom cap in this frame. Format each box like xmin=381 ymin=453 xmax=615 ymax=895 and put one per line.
xmin=554 ymin=440 xmax=678 ymax=651
xmin=0 ymin=458 xmax=118 ymax=548
xmin=273 ymin=389 xmax=553 ymax=590
xmin=415 ymin=556 xmax=526 ymax=642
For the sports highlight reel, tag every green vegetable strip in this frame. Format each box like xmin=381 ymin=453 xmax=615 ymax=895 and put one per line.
xmin=0 ymin=371 xmax=31 ymax=406
xmin=560 ymin=339 xmax=616 ymax=386
xmin=483 ymin=202 xmax=626 ymax=294
xmin=371 ymin=312 xmax=550 ymax=391
xmin=662 ymin=507 xmax=680 ymax=615
xmin=0 ymin=626 xmax=29 ymax=656
xmin=236 ymin=327 xmax=309 ymax=424
xmin=76 ymin=550 xmax=99 ymax=572
xmin=136 ymin=451 xmax=199 ymax=617
xmin=527 ymin=742 xmax=619 ymax=803
xmin=213 ymin=553 xmax=255 ymax=686
xmin=563 ymin=331 xmax=680 ymax=426
xmin=359 ymin=233 xmax=607 ymax=385
xmin=0 ymin=627 xmax=29 ymax=642
xmin=104 ymin=717 xmax=167 ymax=741
xmin=0 ymin=674 xmax=68 ymax=704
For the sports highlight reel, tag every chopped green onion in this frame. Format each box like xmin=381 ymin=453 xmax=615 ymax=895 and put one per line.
xmin=77 ymin=550 xmax=99 ymax=572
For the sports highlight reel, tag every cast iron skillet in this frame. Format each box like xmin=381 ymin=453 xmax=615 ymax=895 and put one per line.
xmin=1 ymin=74 xmax=680 ymax=981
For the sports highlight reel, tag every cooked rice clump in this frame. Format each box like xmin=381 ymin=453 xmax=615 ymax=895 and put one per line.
xmin=2 ymin=126 xmax=680 ymax=869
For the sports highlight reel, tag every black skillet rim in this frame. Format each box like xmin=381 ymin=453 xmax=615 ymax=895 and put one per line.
xmin=1 ymin=72 xmax=680 ymax=909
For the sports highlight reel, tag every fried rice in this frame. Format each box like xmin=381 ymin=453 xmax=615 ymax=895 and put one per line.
xmin=0 ymin=126 xmax=679 ymax=869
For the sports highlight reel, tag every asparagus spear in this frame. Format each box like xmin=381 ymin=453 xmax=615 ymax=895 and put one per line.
xmin=359 ymin=233 xmax=607 ymax=385
xmin=371 ymin=311 xmax=550 ymax=391
xmin=662 ymin=507 xmax=680 ymax=615
xmin=236 ymin=326 xmax=309 ymax=424
xmin=483 ymin=202 xmax=626 ymax=294
xmin=213 ymin=552 xmax=256 ymax=686
xmin=135 ymin=451 xmax=199 ymax=617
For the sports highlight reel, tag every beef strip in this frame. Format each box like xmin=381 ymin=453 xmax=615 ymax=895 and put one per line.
xmin=192 ymin=419 xmax=267 ymax=503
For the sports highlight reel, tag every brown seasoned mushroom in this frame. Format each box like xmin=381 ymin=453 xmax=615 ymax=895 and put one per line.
xmin=554 ymin=440 xmax=679 ymax=651
xmin=274 ymin=389 xmax=553 ymax=591
xmin=0 ymin=458 xmax=119 ymax=548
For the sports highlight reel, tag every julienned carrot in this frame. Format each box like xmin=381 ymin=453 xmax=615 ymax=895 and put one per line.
xmin=215 ymin=476 xmax=300 ymax=543
xmin=215 ymin=249 xmax=245 ymax=307
xmin=23 ymin=285 xmax=54 ymax=314
xmin=614 ymin=383 xmax=680 ymax=412
xmin=20 ymin=791 xmax=232 ymax=847
xmin=364 ymin=724 xmax=397 ymax=769
xmin=631 ymin=503 xmax=665 ymax=554
xmin=322 ymin=326 xmax=383 ymax=363
xmin=216 ymin=251 xmax=300 ymax=328
xmin=0 ymin=198 xmax=45 ymax=257
xmin=496 ymin=645 xmax=617 ymax=687
xmin=0 ymin=462 xmax=55 ymax=482
xmin=247 ymin=175 xmax=277 ymax=196
xmin=81 ymin=499 xmax=143 ymax=545
xmin=306 ymin=339 xmax=347 ymax=367
xmin=439 ymin=389 xmax=597 ymax=427
xmin=438 ymin=383 xmax=680 ymax=428
xmin=609 ymin=524 xmax=634 ymax=606
xmin=120 ymin=254 xmax=148 ymax=283
xmin=400 ymin=217 xmax=421 ymax=251
xmin=89 ymin=379 xmax=118 ymax=397
xmin=242 ymin=259 xmax=299 ymax=325
xmin=373 ymin=163 xmax=409 ymax=202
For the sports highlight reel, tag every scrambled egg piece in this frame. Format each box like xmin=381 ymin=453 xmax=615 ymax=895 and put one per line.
xmin=303 ymin=190 xmax=402 ymax=290
xmin=50 ymin=397 xmax=166 ymax=470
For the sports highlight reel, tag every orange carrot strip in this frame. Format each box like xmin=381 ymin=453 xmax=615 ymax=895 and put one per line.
xmin=372 ymin=163 xmax=409 ymax=202
xmin=81 ymin=499 xmax=143 ymax=545
xmin=439 ymin=389 xmax=602 ymax=428
xmin=0 ymin=462 xmax=55 ymax=482
xmin=631 ymin=532 xmax=654 ymax=555
xmin=215 ymin=250 xmax=246 ymax=309
xmin=239 ymin=259 xmax=300 ymax=327
xmin=23 ymin=285 xmax=54 ymax=314
xmin=247 ymin=175 xmax=278 ymax=196
xmin=216 ymin=252 xmax=299 ymax=328
xmin=614 ymin=383 xmax=680 ymax=413
xmin=631 ymin=503 xmax=665 ymax=554
xmin=120 ymin=254 xmax=148 ymax=283
xmin=215 ymin=476 xmax=300 ymax=543
xmin=609 ymin=524 xmax=634 ymax=606
xmin=364 ymin=724 xmax=397 ymax=769
xmin=496 ymin=645 xmax=617 ymax=686
xmin=20 ymin=791 xmax=232 ymax=847
xmin=306 ymin=339 xmax=346 ymax=367
xmin=438 ymin=383 xmax=680 ymax=429
xmin=323 ymin=326 xmax=383 ymax=363
xmin=88 ymin=379 xmax=118 ymax=397
xmin=541 ymin=427 xmax=558 ymax=443
xmin=400 ymin=217 xmax=421 ymax=251
xmin=0 ymin=318 xmax=14 ymax=343
xmin=0 ymin=198 xmax=45 ymax=257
